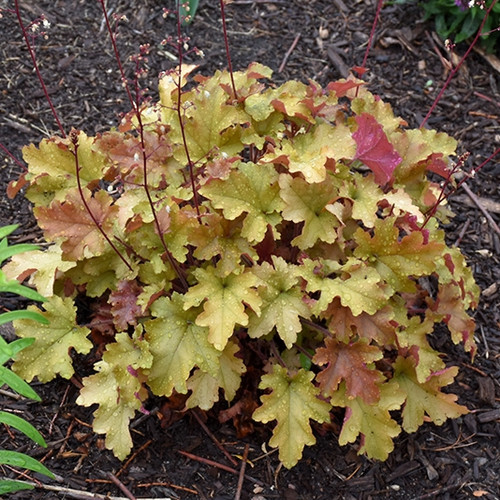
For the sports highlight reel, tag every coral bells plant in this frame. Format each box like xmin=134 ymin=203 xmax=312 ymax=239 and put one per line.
xmin=2 ymin=62 xmax=480 ymax=467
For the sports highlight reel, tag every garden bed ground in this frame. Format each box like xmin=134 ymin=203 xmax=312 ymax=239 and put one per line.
xmin=0 ymin=0 xmax=499 ymax=499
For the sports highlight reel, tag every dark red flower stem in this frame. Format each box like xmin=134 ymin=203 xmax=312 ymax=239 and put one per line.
xmin=219 ymin=0 xmax=238 ymax=99
xmin=175 ymin=7 xmax=201 ymax=219
xmin=70 ymin=130 xmax=133 ymax=271
xmin=14 ymin=0 xmax=66 ymax=137
xmin=98 ymin=1 xmax=189 ymax=289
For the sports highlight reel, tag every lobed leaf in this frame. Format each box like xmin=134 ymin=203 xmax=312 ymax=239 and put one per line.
xmin=145 ymin=293 xmax=221 ymax=396
xmin=247 ymin=256 xmax=310 ymax=348
xmin=330 ymin=381 xmax=405 ymax=460
xmin=393 ymin=357 xmax=468 ymax=433
xmin=77 ymin=328 xmax=152 ymax=460
xmin=253 ymin=365 xmax=331 ymax=468
xmin=12 ymin=296 xmax=92 ymax=383
xmin=183 ymin=265 xmax=262 ymax=351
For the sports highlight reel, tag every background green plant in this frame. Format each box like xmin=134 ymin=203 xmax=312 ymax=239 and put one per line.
xmin=421 ymin=0 xmax=500 ymax=53
xmin=176 ymin=0 xmax=200 ymax=25
xmin=0 ymin=224 xmax=54 ymax=494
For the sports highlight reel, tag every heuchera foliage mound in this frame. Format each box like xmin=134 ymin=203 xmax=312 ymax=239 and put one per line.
xmin=4 ymin=63 xmax=479 ymax=468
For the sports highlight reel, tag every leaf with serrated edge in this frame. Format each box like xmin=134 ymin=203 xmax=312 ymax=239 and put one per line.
xmin=339 ymin=173 xmax=383 ymax=228
xmin=23 ymin=132 xmax=106 ymax=207
xmin=330 ymin=380 xmax=405 ymax=460
xmin=266 ymin=122 xmax=355 ymax=183
xmin=279 ymin=174 xmax=342 ymax=250
xmin=77 ymin=328 xmax=152 ymax=460
xmin=185 ymin=339 xmax=245 ymax=410
xmin=145 ymin=293 xmax=221 ymax=396
xmin=35 ymin=188 xmax=118 ymax=261
xmin=303 ymin=258 xmax=391 ymax=316
xmin=247 ymin=256 xmax=310 ymax=348
xmin=427 ymin=281 xmax=477 ymax=353
xmin=314 ymin=337 xmax=384 ymax=404
xmin=397 ymin=316 xmax=445 ymax=383
xmin=393 ymin=356 xmax=468 ymax=433
xmin=354 ymin=217 xmax=444 ymax=293
xmin=183 ymin=265 xmax=261 ymax=351
xmin=12 ymin=296 xmax=91 ymax=383
xmin=253 ymin=365 xmax=331 ymax=468
xmin=200 ymin=162 xmax=284 ymax=244
xmin=2 ymin=244 xmax=76 ymax=297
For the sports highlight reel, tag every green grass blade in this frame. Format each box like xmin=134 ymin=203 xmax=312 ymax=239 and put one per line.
xmin=0 ymin=309 xmax=49 ymax=326
xmin=0 ymin=479 xmax=35 ymax=494
xmin=0 ymin=412 xmax=47 ymax=446
xmin=0 ymin=366 xmax=41 ymax=401
xmin=0 ymin=450 xmax=54 ymax=479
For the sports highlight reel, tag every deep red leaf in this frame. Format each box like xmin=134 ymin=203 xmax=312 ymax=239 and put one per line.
xmin=353 ymin=113 xmax=402 ymax=185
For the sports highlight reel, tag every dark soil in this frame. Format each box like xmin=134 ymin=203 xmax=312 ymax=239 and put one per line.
xmin=1 ymin=1 xmax=499 ymax=499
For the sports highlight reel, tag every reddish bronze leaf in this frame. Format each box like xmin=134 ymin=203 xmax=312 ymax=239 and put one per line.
xmin=314 ymin=337 xmax=384 ymax=404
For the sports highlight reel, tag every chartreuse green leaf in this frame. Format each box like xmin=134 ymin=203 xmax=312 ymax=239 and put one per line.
xmin=247 ymin=256 xmax=310 ymax=348
xmin=339 ymin=172 xmax=383 ymax=228
xmin=183 ymin=264 xmax=262 ymax=351
xmin=394 ymin=356 xmax=468 ymax=434
xmin=2 ymin=244 xmax=76 ymax=297
xmin=330 ymin=380 xmax=405 ymax=460
xmin=77 ymin=328 xmax=152 ymax=460
xmin=279 ymin=173 xmax=342 ymax=250
xmin=394 ymin=128 xmax=457 ymax=184
xmin=191 ymin=213 xmax=257 ymax=276
xmin=12 ymin=296 xmax=92 ymax=383
xmin=200 ymin=162 xmax=284 ymax=244
xmin=23 ymin=132 xmax=106 ymax=207
xmin=302 ymin=258 xmax=392 ymax=317
xmin=354 ymin=217 xmax=444 ymax=293
xmin=253 ymin=365 xmax=331 ymax=468
xmin=396 ymin=316 xmax=445 ymax=383
xmin=185 ymin=340 xmax=246 ymax=410
xmin=145 ymin=293 xmax=221 ymax=396
xmin=169 ymin=71 xmax=249 ymax=164
xmin=264 ymin=122 xmax=355 ymax=183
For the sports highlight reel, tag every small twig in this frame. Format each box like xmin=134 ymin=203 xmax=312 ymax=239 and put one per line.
xmin=278 ymin=33 xmax=301 ymax=73
xmin=136 ymin=481 xmax=197 ymax=495
xmin=116 ymin=440 xmax=153 ymax=478
xmin=461 ymin=182 xmax=500 ymax=237
xmin=48 ymin=383 xmax=70 ymax=435
xmin=473 ymin=91 xmax=500 ymax=108
xmin=107 ymin=472 xmax=137 ymax=500
xmin=424 ymin=30 xmax=452 ymax=73
xmin=234 ymin=444 xmax=249 ymax=500
xmin=479 ymin=324 xmax=490 ymax=360
xmin=0 ymin=478 xmax=162 ymax=500
xmin=191 ymin=409 xmax=238 ymax=466
xmin=178 ymin=450 xmax=264 ymax=486
xmin=453 ymin=218 xmax=470 ymax=247
xmin=410 ymin=483 xmax=464 ymax=500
